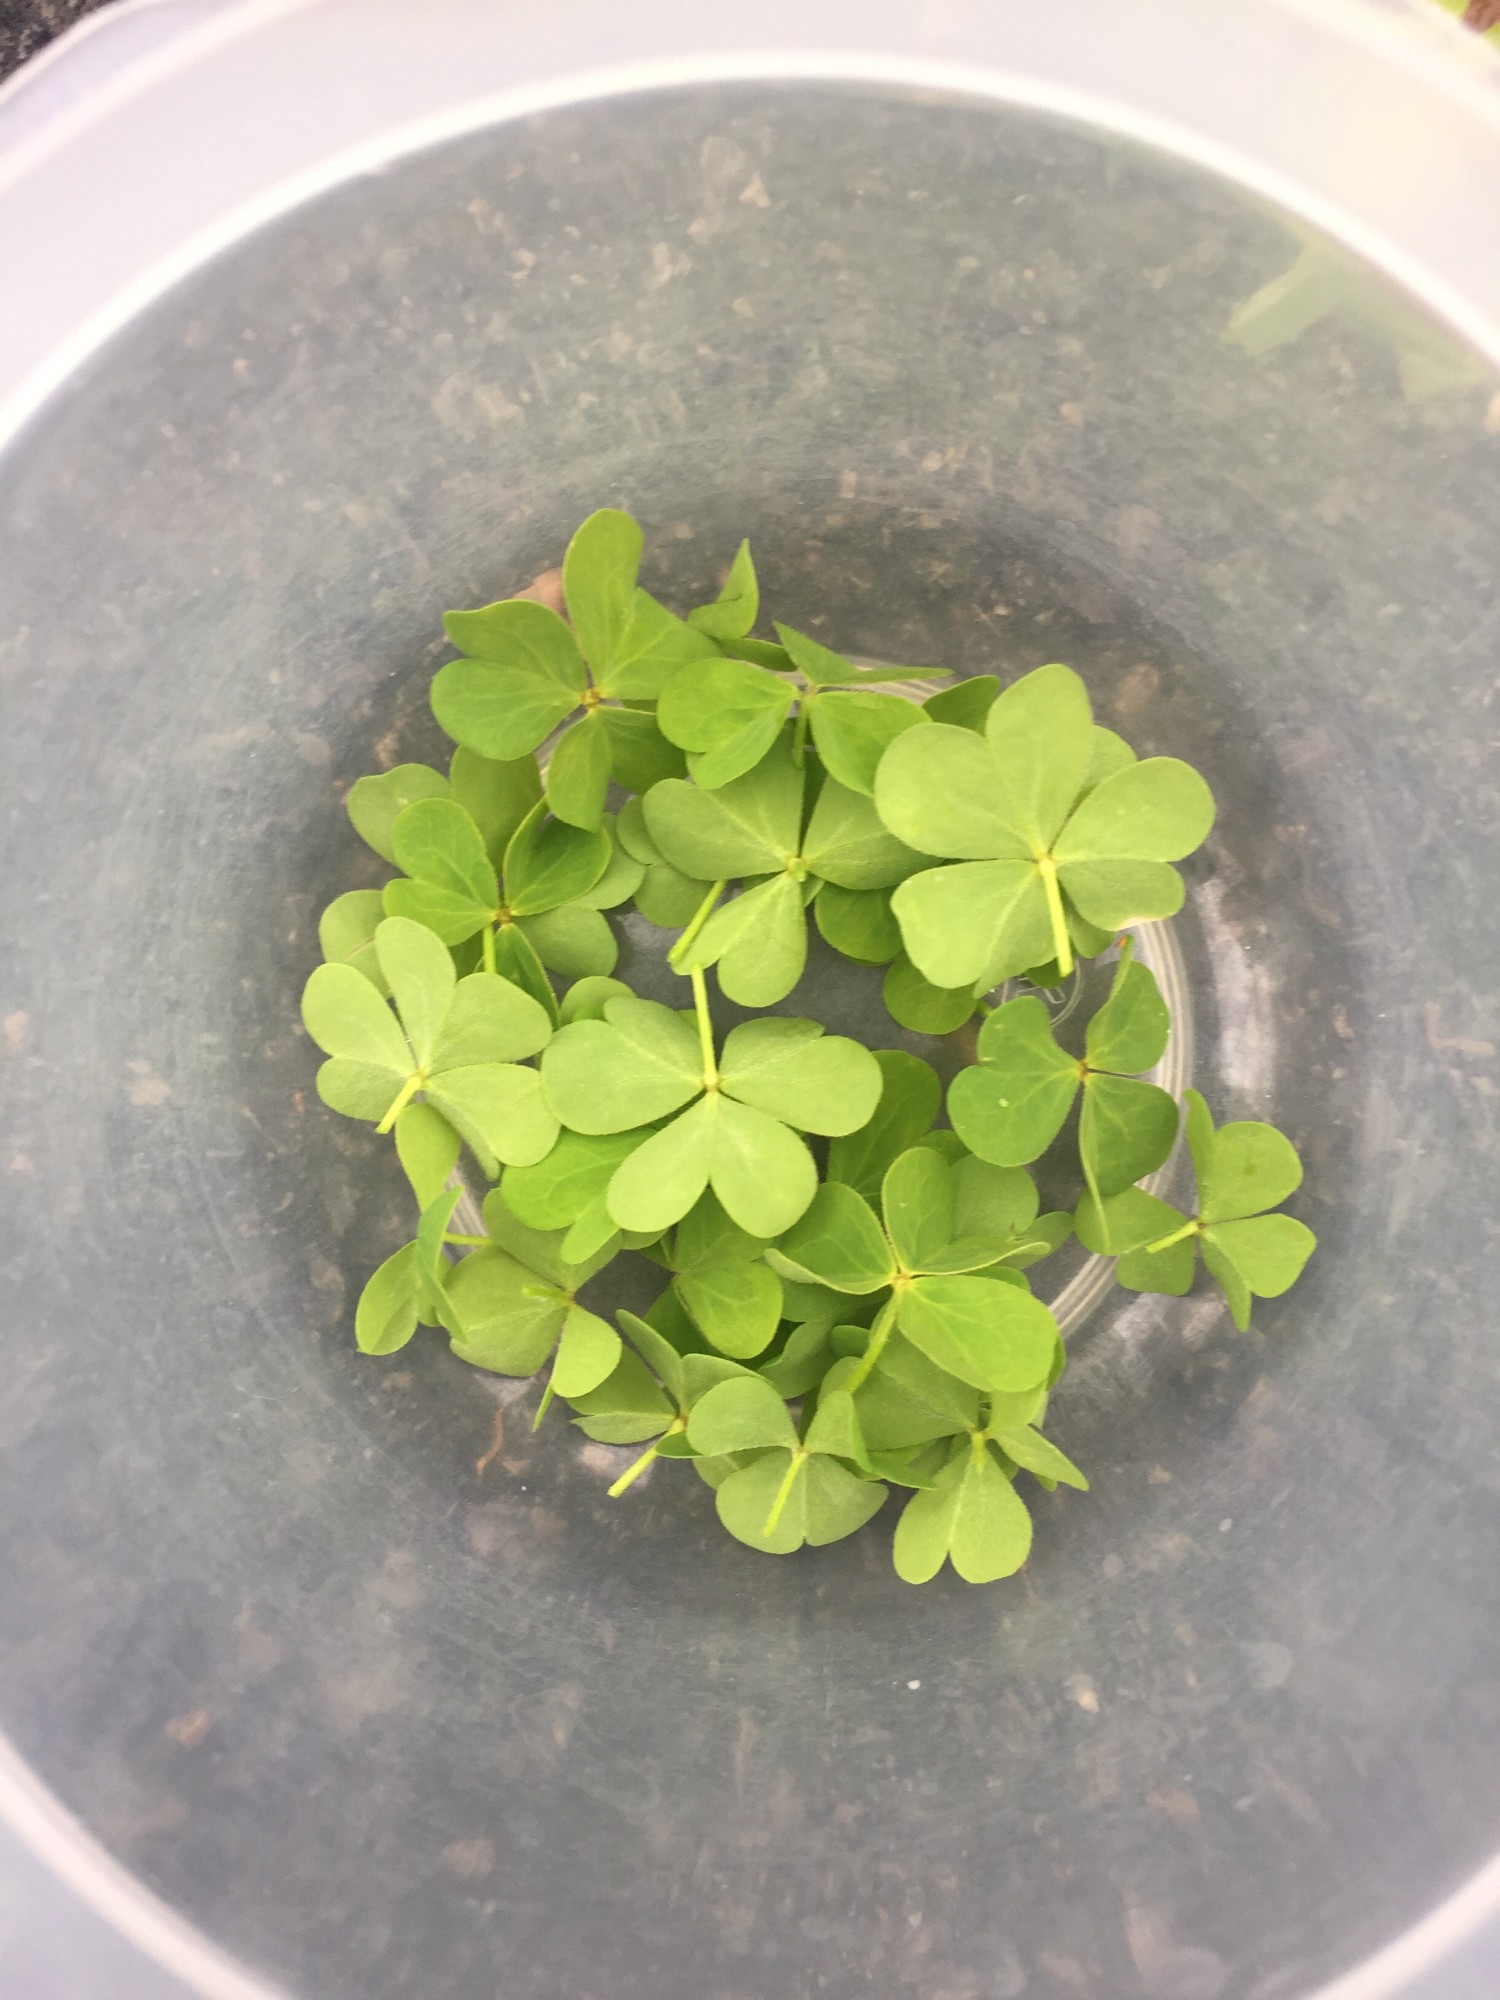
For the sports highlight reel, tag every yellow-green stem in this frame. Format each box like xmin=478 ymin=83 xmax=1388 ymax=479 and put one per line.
xmin=444 ymin=1233 xmax=491 ymax=1248
xmin=668 ymin=879 xmax=726 ymax=968
xmin=690 ymin=966 xmax=719 ymax=1087
xmin=1037 ymin=854 xmax=1074 ymax=979
xmin=842 ymin=1293 xmax=900 ymax=1395
xmin=1145 ymin=1219 xmax=1200 ymax=1254
xmin=763 ymin=1449 xmax=807 ymax=1536
xmin=481 ymin=924 xmax=497 ymax=973
xmin=375 ymin=1072 xmax=424 ymax=1135
xmin=607 ymin=1416 xmax=687 ymax=1499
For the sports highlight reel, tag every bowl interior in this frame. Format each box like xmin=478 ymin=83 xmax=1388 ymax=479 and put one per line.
xmin=2 ymin=81 xmax=1499 ymax=2000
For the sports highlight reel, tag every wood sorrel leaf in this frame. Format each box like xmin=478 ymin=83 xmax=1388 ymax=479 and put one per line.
xmin=882 ymin=953 xmax=978 ymax=1036
xmin=765 ymin=1182 xmax=895 ymax=1293
xmin=447 ymin=747 xmax=542 ymax=868
xmin=394 ymin=1101 xmax=461 ymax=1208
xmin=718 ymin=1017 xmax=883 ymax=1135
xmin=992 ymin=1424 xmax=1088 ymax=1490
xmin=319 ymin=890 xmax=389 ymax=992
xmin=427 ymin=1063 xmax=558 ymax=1175
xmin=386 ymin=797 xmax=498 ymax=945
xmin=643 ymin=739 xmax=802 ymax=878
xmin=893 ymin=1438 xmax=1032 ymax=1584
xmin=446 ymin=1247 xmax=565 ymax=1376
xmin=897 ymin=1276 xmax=1059 ymax=1394
xmin=354 ymin=1244 xmax=424 ymax=1356
xmin=346 ymin=763 xmax=448 ymax=864
xmin=1084 ymin=944 xmax=1170 ymax=1075
xmin=922 ymin=676 xmax=999 ymax=732
xmin=888 ymin=861 xmax=1052 ymax=990
xmin=502 ymin=801 xmax=611 ymax=915
xmin=807 ymin=691 xmax=928 ymax=796
xmin=656 ymin=657 xmax=794 ymax=787
xmin=881 ymin=1147 xmax=956 ymax=1273
xmin=1079 ymin=1073 xmax=1179 ymax=1199
xmin=544 ymin=710 xmax=612 ymax=830
xmin=502 ymin=1127 xmax=650 ymax=1230
xmin=542 ymin=995 xmax=702 ymax=1133
xmin=596 ymin=705 xmax=687 ymax=791
xmin=826 ymin=1049 xmax=942 ymax=1201
xmin=687 ymin=539 xmax=758 ymax=641
xmin=814 ymin=884 xmax=900 ymax=964
xmin=557 ymin=975 xmax=634 ymax=1024
xmin=434 ymin=601 xmax=587 ymax=759
xmin=801 ymin=775 xmax=922 ymax=890
xmin=562 ymin=507 xmax=642 ymax=679
xmin=1186 ymin=1088 xmax=1304 ymax=1223
xmin=516 ymin=903 xmax=618 ymax=979
xmin=947 ymin=995 xmax=1079 ymax=1166
xmin=1200 ymin=1215 xmax=1317 ymax=1331
xmin=685 ymin=874 xmax=807 ymax=1006
xmin=687 ymin=1376 xmax=798 ymax=1456
xmin=573 ymin=821 xmax=645 ymax=910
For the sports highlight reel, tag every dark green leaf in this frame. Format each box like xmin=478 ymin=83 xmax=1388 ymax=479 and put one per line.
xmin=883 ymin=951 xmax=979 ymax=1035
xmin=827 ymin=1050 xmax=942 ymax=1199
xmin=815 ymin=884 xmax=900 ymax=964
xmin=1079 ymin=1074 xmax=1179 ymax=1198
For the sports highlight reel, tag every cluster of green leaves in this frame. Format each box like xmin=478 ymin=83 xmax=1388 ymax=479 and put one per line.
xmin=301 ymin=511 xmax=1317 ymax=1588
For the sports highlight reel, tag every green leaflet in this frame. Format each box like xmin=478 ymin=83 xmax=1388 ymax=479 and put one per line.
xmin=892 ymin=1437 xmax=1033 ymax=1584
xmin=947 ymin=941 xmax=1178 ymax=1197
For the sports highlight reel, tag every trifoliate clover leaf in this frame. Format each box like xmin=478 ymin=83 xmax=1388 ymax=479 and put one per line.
xmin=876 ymin=662 xmax=1215 ymax=985
xmin=948 ymin=939 xmax=1178 ymax=1200
xmin=688 ymin=1373 xmax=885 ymax=1554
xmin=345 ymin=761 xmax=450 ymax=864
xmin=642 ymin=740 xmax=921 ymax=1004
xmin=540 ymin=996 xmax=881 ymax=1236
xmin=300 ymin=915 xmax=556 ymax=1176
xmin=766 ymin=1149 xmax=1060 ymax=1397
xmin=445 ymin=1189 xmax=621 ymax=1400
xmin=432 ymin=511 xmax=704 ymax=828
xmin=384 ymin=794 xmax=614 ymax=980
xmin=1076 ymin=1089 xmax=1316 ymax=1328
xmin=656 ymin=622 xmax=943 ymax=793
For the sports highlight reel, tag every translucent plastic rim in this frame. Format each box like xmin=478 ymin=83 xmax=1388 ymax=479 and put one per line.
xmin=1 ymin=2 xmax=1498 ymax=1996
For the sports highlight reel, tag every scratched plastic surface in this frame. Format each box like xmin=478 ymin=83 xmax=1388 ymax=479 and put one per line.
xmin=2 ymin=80 xmax=1499 ymax=2000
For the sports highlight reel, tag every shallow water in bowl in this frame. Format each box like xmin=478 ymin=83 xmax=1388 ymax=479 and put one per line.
xmin=0 ymin=79 xmax=1497 ymax=2000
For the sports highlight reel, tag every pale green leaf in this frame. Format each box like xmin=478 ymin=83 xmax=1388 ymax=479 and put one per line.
xmin=318 ymin=889 xmax=390 ymax=992
xmin=1079 ymin=1074 xmax=1179 ymax=1198
xmin=355 ymin=1244 xmax=422 ymax=1356
xmin=550 ymin=1304 xmax=622 ymax=1398
xmin=434 ymin=601 xmax=586 ymax=758
xmin=688 ymin=1376 xmax=798 ymax=1455
xmin=802 ymin=774 xmax=922 ymax=890
xmin=429 ymin=971 xmax=552 ymax=1070
xmin=890 ymin=861 xmax=1051 ymax=989
xmin=447 ymin=747 xmax=542 ymax=868
xmin=517 ymin=904 xmax=618 ymax=979
xmin=301 ymin=961 xmax=411 ymax=1074
xmin=502 ymin=802 xmax=610 ymax=915
xmin=394 ymin=1101 xmax=461 ymax=1208
xmin=1084 ymin=948 xmax=1170 ymax=1075
xmin=946 ymin=996 xmax=1078 ymax=1164
xmin=643 ymin=745 xmax=803 ymax=879
xmin=687 ymin=873 xmax=807 ymax=1006
xmin=873 ymin=722 xmax=1031 ymax=860
xmin=719 ymin=1019 xmax=882 ymax=1136
xmin=542 ymin=997 xmax=702 ymax=1133
xmin=428 ymin=1063 xmax=559 ymax=1175
xmin=982 ymin=663 xmax=1095 ymax=850
xmin=765 ymin=1182 xmax=894 ymax=1294
xmin=446 ymin=1246 xmax=564 ymax=1375
xmin=688 ymin=538 xmax=758 ymax=640
xmin=346 ymin=763 xmax=448 ymax=864
xmin=808 ymin=691 xmax=928 ymax=796
xmin=882 ymin=1147 xmax=956 ymax=1273
xmin=503 ymin=1127 xmax=649 ymax=1229
xmin=562 ymin=507 xmax=642 ymax=676
xmin=826 ymin=1050 xmax=942 ymax=1200
xmin=922 ymin=675 xmax=999 ymax=732
xmin=596 ymin=705 xmax=687 ymax=791
xmin=897 ymin=1275 xmax=1059 ymax=1393
xmin=544 ymin=711 xmax=612 ymax=830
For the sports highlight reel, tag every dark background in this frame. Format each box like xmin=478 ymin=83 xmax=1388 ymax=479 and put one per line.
xmin=1 ymin=0 xmax=107 ymax=78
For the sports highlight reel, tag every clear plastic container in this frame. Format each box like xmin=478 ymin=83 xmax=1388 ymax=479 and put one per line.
xmin=2 ymin=4 xmax=1500 ymax=1997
